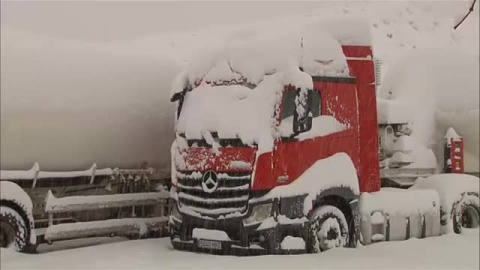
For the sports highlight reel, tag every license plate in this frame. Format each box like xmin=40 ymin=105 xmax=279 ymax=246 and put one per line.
xmin=197 ymin=239 xmax=222 ymax=250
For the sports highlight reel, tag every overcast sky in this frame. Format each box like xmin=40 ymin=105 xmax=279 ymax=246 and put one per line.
xmin=2 ymin=1 xmax=473 ymax=42
xmin=1 ymin=1 xmax=328 ymax=42
xmin=1 ymin=0 xmax=476 ymax=171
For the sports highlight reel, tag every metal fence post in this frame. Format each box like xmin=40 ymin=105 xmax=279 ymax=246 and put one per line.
xmin=89 ymin=163 xmax=97 ymax=185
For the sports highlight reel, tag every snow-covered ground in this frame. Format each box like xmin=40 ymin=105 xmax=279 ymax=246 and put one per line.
xmin=1 ymin=229 xmax=479 ymax=269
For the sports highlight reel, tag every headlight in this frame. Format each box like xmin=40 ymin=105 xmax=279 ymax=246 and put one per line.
xmin=170 ymin=201 xmax=182 ymax=222
xmin=243 ymin=203 xmax=272 ymax=225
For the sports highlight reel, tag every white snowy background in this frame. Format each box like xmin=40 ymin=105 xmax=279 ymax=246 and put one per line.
xmin=1 ymin=0 xmax=478 ymax=174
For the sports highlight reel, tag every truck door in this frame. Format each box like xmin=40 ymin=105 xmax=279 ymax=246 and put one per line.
xmin=273 ymin=87 xmax=328 ymax=186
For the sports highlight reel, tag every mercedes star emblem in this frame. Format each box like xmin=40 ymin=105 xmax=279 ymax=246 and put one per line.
xmin=202 ymin=170 xmax=219 ymax=193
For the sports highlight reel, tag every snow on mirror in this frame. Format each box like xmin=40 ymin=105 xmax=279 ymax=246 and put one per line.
xmin=293 ymin=88 xmax=313 ymax=134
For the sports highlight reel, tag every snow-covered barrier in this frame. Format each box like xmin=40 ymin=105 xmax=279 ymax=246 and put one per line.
xmin=45 ymin=190 xmax=169 ymax=213
xmin=1 ymin=163 xmax=169 ymax=250
xmin=0 ymin=163 xmax=112 ymax=189
xmin=359 ymin=188 xmax=441 ymax=245
xmin=44 ymin=217 xmax=168 ymax=242
xmin=44 ymin=190 xmax=170 ymax=242
xmin=1 ymin=164 xmax=113 ymax=180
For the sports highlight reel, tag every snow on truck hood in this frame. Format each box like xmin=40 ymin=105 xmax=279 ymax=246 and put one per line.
xmin=173 ymin=146 xmax=256 ymax=173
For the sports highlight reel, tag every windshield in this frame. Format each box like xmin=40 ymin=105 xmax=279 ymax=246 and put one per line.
xmin=178 ymin=133 xmax=248 ymax=148
xmin=175 ymin=75 xmax=282 ymax=151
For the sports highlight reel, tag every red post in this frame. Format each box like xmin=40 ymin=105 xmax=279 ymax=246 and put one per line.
xmin=444 ymin=128 xmax=464 ymax=174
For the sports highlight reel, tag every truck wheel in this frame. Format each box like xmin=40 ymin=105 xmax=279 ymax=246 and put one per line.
xmin=0 ymin=206 xmax=29 ymax=252
xmin=307 ymin=205 xmax=349 ymax=253
xmin=453 ymin=194 xmax=480 ymax=234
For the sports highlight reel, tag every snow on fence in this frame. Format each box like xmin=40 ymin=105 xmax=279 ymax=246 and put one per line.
xmin=0 ymin=163 xmax=172 ymax=243
xmin=0 ymin=163 xmax=113 ymax=188
xmin=45 ymin=190 xmax=170 ymax=213
xmin=0 ymin=163 xmax=165 ymax=191
xmin=44 ymin=217 xmax=169 ymax=242
xmin=44 ymin=190 xmax=170 ymax=242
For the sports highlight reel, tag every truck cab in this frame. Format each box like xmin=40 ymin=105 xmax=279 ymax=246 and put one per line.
xmin=169 ymin=19 xmax=384 ymax=255
xmin=169 ymin=18 xmax=478 ymax=255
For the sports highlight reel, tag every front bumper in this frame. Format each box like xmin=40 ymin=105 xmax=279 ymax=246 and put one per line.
xmin=169 ymin=200 xmax=308 ymax=255
xmin=169 ymin=193 xmax=360 ymax=256
xmin=170 ymin=222 xmax=307 ymax=256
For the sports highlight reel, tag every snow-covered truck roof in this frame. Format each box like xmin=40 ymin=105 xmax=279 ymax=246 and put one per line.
xmin=171 ymin=17 xmax=372 ymax=97
xmin=171 ymin=18 xmax=372 ymax=154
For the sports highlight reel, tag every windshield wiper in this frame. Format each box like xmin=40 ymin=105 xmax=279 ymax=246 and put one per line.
xmin=179 ymin=133 xmax=250 ymax=148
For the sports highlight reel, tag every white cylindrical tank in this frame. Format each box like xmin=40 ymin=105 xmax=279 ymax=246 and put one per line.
xmin=1 ymin=29 xmax=180 ymax=177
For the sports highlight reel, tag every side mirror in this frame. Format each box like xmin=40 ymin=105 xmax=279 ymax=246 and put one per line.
xmin=293 ymin=89 xmax=312 ymax=134
xmin=170 ymin=92 xmax=184 ymax=102
xmin=171 ymin=84 xmax=192 ymax=102
xmin=294 ymin=113 xmax=312 ymax=134
xmin=170 ymin=92 xmax=185 ymax=102
xmin=171 ymin=85 xmax=192 ymax=118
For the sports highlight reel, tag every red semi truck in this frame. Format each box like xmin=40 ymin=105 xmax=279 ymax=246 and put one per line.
xmin=168 ymin=19 xmax=479 ymax=255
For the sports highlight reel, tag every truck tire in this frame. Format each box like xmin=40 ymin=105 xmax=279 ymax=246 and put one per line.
xmin=453 ymin=194 xmax=480 ymax=234
xmin=0 ymin=206 xmax=30 ymax=252
xmin=307 ymin=205 xmax=349 ymax=253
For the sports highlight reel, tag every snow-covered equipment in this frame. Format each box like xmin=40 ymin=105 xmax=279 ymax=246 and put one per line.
xmin=410 ymin=174 xmax=479 ymax=234
xmin=377 ymin=98 xmax=437 ymax=187
xmin=168 ymin=17 xmax=479 ymax=255
xmin=0 ymin=163 xmax=170 ymax=251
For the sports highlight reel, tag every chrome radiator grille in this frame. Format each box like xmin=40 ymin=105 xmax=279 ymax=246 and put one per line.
xmin=176 ymin=171 xmax=251 ymax=217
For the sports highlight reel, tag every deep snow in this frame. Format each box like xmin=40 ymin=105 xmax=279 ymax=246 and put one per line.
xmin=1 ymin=229 xmax=479 ymax=269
